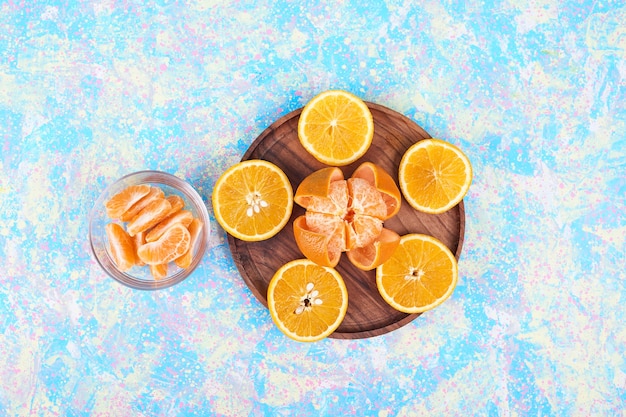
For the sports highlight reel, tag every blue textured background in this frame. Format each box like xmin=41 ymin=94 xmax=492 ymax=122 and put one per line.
xmin=1 ymin=1 xmax=624 ymax=415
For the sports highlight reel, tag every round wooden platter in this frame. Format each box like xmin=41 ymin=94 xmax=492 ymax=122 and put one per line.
xmin=227 ymin=102 xmax=465 ymax=339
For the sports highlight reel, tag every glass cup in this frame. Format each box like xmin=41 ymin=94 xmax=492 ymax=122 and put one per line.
xmin=89 ymin=170 xmax=210 ymax=290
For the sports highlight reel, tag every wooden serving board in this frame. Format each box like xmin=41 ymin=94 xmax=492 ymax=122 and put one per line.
xmin=228 ymin=102 xmax=465 ymax=339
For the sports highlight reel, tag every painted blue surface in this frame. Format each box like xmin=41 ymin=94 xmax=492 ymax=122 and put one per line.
xmin=0 ymin=1 xmax=624 ymax=415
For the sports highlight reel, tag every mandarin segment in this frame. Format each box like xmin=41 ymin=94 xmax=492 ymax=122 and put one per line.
xmin=132 ymin=231 xmax=146 ymax=266
xmin=305 ymin=211 xmax=346 ymax=242
xmin=126 ymin=197 xmax=172 ymax=237
xmin=302 ymin=179 xmax=349 ymax=217
xmin=145 ymin=209 xmax=194 ymax=243
xmin=136 ymin=223 xmax=191 ymax=265
xmin=347 ymin=177 xmax=387 ymax=219
xmin=174 ymin=218 xmax=204 ymax=269
xmin=351 ymin=162 xmax=402 ymax=219
xmin=165 ymin=195 xmax=185 ymax=213
xmin=120 ymin=186 xmax=165 ymax=222
xmin=105 ymin=184 xmax=151 ymax=220
xmin=105 ymin=223 xmax=136 ymax=271
xmin=150 ymin=263 xmax=168 ymax=280
xmin=346 ymin=213 xmax=383 ymax=249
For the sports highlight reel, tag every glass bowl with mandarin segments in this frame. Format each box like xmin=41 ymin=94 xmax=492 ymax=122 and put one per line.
xmin=89 ymin=170 xmax=210 ymax=290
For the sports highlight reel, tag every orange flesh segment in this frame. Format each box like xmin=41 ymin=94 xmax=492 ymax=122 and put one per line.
xmin=150 ymin=263 xmax=168 ymax=280
xmin=132 ymin=231 xmax=146 ymax=266
xmin=120 ymin=186 xmax=165 ymax=221
xmin=351 ymin=161 xmax=402 ymax=219
xmin=105 ymin=223 xmax=136 ymax=271
xmin=174 ymin=218 xmax=204 ymax=269
xmin=105 ymin=184 xmax=151 ymax=220
xmin=346 ymin=228 xmax=400 ymax=271
xmin=347 ymin=177 xmax=387 ymax=220
xmin=166 ymin=195 xmax=185 ymax=213
xmin=145 ymin=209 xmax=194 ymax=243
xmin=126 ymin=198 xmax=172 ymax=237
xmin=136 ymin=223 xmax=191 ymax=265
xmin=293 ymin=216 xmax=343 ymax=268
xmin=346 ymin=213 xmax=383 ymax=249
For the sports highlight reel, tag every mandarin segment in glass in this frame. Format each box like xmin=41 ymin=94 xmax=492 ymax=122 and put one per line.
xmin=137 ymin=223 xmax=191 ymax=265
xmin=105 ymin=184 xmax=151 ymax=220
xmin=105 ymin=222 xmax=137 ymax=271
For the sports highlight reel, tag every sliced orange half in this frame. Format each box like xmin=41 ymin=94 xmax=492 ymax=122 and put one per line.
xmin=376 ymin=234 xmax=458 ymax=313
xmin=399 ymin=139 xmax=473 ymax=214
xmin=297 ymin=90 xmax=374 ymax=166
xmin=267 ymin=259 xmax=348 ymax=342
xmin=212 ymin=160 xmax=293 ymax=241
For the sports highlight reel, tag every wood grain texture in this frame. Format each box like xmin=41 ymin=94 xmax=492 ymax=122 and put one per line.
xmin=228 ymin=102 xmax=465 ymax=339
